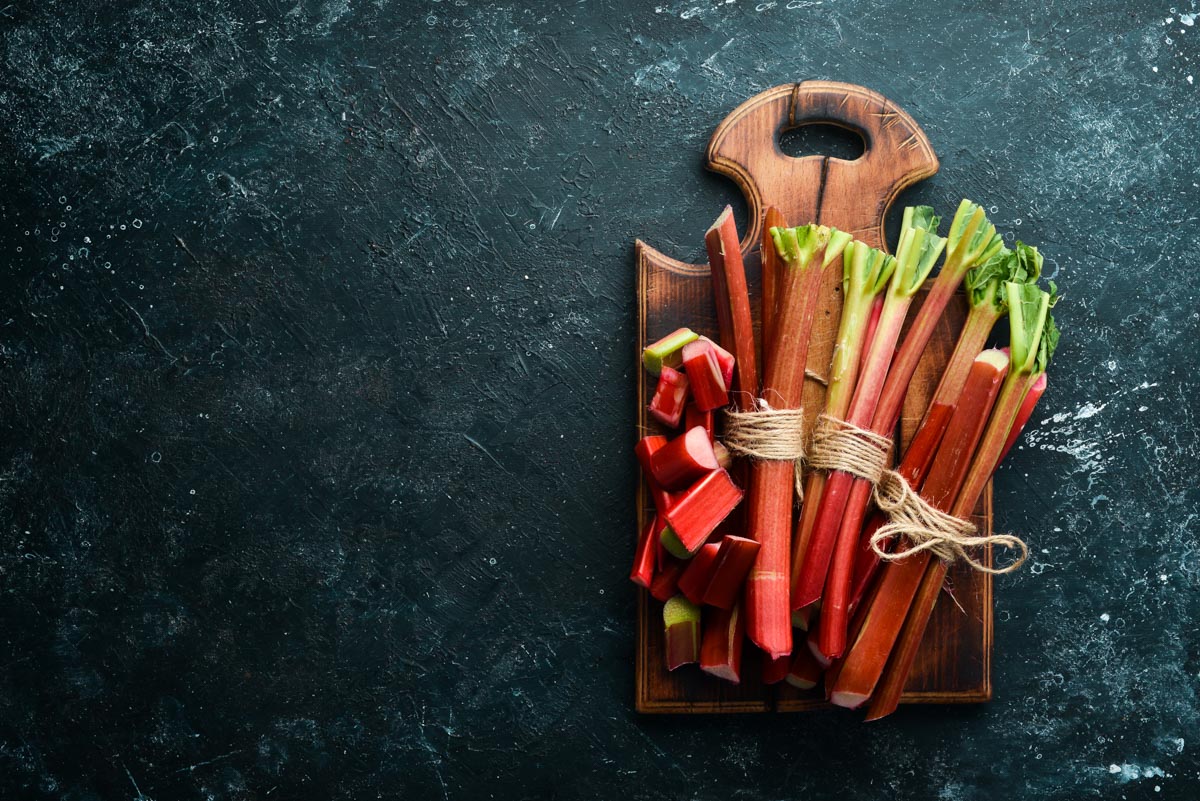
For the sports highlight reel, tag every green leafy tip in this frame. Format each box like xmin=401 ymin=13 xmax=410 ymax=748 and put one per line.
xmin=822 ymin=226 xmax=853 ymax=268
xmin=965 ymin=241 xmax=1044 ymax=312
xmin=843 ymin=239 xmax=897 ymax=297
xmin=893 ymin=215 xmax=947 ymax=294
xmin=1036 ymin=282 xmax=1060 ymax=373
xmin=1005 ymin=281 xmax=1053 ymax=374
xmin=770 ymin=224 xmax=821 ymax=269
xmin=946 ymin=200 xmax=1003 ymax=269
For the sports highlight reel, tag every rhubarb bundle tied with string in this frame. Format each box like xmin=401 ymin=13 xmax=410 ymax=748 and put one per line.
xmin=633 ymin=200 xmax=1059 ymax=709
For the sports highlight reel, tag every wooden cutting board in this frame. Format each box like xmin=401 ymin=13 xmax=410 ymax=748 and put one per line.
xmin=634 ymin=81 xmax=995 ymax=713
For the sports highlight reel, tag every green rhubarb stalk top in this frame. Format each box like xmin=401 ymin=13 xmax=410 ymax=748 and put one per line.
xmin=1005 ymin=281 xmax=1058 ymax=375
xmin=965 ymin=241 xmax=1044 ymax=314
xmin=890 ymin=206 xmax=948 ymax=296
xmin=945 ymin=200 xmax=1004 ymax=270
xmin=842 ymin=240 xmax=897 ymax=299
xmin=770 ymin=224 xmax=850 ymax=270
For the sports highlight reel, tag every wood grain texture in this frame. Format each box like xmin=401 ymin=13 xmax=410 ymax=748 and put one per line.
xmin=635 ymin=81 xmax=992 ymax=714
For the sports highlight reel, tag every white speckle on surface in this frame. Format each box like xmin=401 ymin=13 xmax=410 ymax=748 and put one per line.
xmin=1100 ymin=613 xmax=1110 ymax=622
xmin=1181 ymin=12 xmax=1196 ymax=25
xmin=1188 ymin=75 xmax=1195 ymax=84
xmin=1152 ymin=65 xmax=1159 ymax=72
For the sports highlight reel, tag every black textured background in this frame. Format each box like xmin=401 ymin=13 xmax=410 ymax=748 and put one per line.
xmin=2 ymin=1 xmax=1198 ymax=799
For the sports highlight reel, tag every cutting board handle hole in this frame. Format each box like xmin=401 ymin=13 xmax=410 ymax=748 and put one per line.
xmin=777 ymin=123 xmax=865 ymax=162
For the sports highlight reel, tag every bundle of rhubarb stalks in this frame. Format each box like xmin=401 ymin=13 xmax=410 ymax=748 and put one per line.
xmin=633 ymin=201 xmax=1059 ymax=719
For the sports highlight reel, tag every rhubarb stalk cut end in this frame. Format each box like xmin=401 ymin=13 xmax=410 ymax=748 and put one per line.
xmin=643 ymin=328 xmax=699 ymax=375
xmin=664 ymin=595 xmax=701 ymax=671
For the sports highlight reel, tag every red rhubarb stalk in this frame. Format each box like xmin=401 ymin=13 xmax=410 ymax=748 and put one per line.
xmin=698 ymin=336 xmax=736 ymax=389
xmin=677 ymin=542 xmax=721 ymax=604
xmin=827 ymin=348 xmax=1012 ymax=706
xmin=793 ymin=207 xmax=948 ymax=612
xmin=664 ymin=468 xmax=744 ymax=553
xmin=664 ymin=595 xmax=702 ymax=670
xmin=712 ymin=441 xmax=732 ymax=470
xmin=745 ymin=225 xmax=851 ymax=660
xmin=682 ymin=340 xmax=729 ymax=411
xmin=648 ymin=427 xmax=719 ymax=491
xmin=999 ymin=372 xmax=1046 ymax=464
xmin=702 ymin=535 xmax=761 ymax=609
xmin=858 ymin=295 xmax=885 ymax=375
xmin=704 ymin=206 xmax=759 ymax=404
xmin=791 ymin=240 xmax=896 ymax=603
xmin=647 ymin=366 xmax=689 ymax=428
xmin=700 ymin=602 xmax=745 ymax=683
xmin=760 ymin=207 xmax=786 ymax=352
xmin=864 ymin=286 xmax=1057 ymax=720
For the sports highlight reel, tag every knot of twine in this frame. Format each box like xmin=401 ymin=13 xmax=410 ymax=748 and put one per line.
xmin=806 ymin=414 xmax=1029 ymax=575
xmin=723 ymin=400 xmax=806 ymax=499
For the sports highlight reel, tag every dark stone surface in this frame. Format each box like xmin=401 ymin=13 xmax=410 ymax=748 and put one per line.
xmin=1 ymin=1 xmax=1197 ymax=799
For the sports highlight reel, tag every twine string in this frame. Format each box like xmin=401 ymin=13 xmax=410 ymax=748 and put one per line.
xmin=723 ymin=399 xmax=807 ymax=499
xmin=803 ymin=414 xmax=1029 ymax=574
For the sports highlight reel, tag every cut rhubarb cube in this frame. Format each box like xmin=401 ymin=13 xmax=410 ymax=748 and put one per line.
xmin=677 ymin=542 xmax=721 ymax=604
xmin=664 ymin=595 xmax=701 ymax=671
xmin=681 ymin=339 xmax=728 ymax=412
xmin=643 ymin=328 xmax=699 ymax=375
xmin=664 ymin=468 xmax=744 ymax=553
xmin=701 ymin=535 xmax=760 ymax=610
xmin=698 ymin=335 xmax=735 ymax=389
xmin=649 ymin=555 xmax=686 ymax=602
xmin=659 ymin=524 xmax=693 ymax=559
xmin=648 ymin=426 xmax=718 ymax=492
xmin=630 ymin=515 xmax=658 ymax=588
xmin=647 ymin=366 xmax=689 ymax=428
xmin=700 ymin=603 xmax=744 ymax=684
xmin=634 ymin=435 xmax=674 ymax=514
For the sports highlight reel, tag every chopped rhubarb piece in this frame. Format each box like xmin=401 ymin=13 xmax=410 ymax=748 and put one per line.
xmin=712 ymin=441 xmax=732 ymax=470
xmin=649 ymin=555 xmax=687 ymax=602
xmin=702 ymin=535 xmax=760 ymax=610
xmin=697 ymin=335 xmax=736 ymax=389
xmin=643 ymin=328 xmax=699 ymax=375
xmin=664 ymin=595 xmax=701 ymax=670
xmin=685 ymin=404 xmax=715 ymax=439
xmin=648 ymin=427 xmax=719 ymax=491
xmin=634 ymin=435 xmax=674 ymax=514
xmin=763 ymin=653 xmax=791 ymax=685
xmin=677 ymin=543 xmax=721 ymax=604
xmin=659 ymin=524 xmax=693 ymax=560
xmin=785 ymin=641 xmax=825 ymax=690
xmin=700 ymin=602 xmax=744 ymax=683
xmin=681 ymin=339 xmax=728 ymax=411
xmin=664 ymin=469 xmax=744 ymax=553
xmin=647 ymin=366 xmax=689 ymax=428
xmin=630 ymin=516 xmax=657 ymax=588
